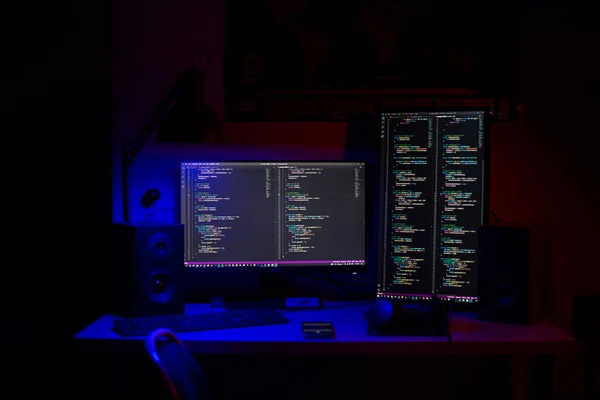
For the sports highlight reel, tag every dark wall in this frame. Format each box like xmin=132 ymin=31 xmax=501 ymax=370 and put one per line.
xmin=4 ymin=1 xmax=111 ymax=338
xmin=3 ymin=2 xmax=111 ymax=395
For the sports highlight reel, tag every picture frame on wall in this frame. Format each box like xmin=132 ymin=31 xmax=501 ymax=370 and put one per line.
xmin=224 ymin=0 xmax=518 ymax=122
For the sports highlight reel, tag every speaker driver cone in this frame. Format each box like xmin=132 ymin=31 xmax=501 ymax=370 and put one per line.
xmin=148 ymin=232 xmax=173 ymax=259
xmin=146 ymin=271 xmax=177 ymax=303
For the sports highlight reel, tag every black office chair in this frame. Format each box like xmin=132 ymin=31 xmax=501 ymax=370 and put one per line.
xmin=145 ymin=329 xmax=212 ymax=400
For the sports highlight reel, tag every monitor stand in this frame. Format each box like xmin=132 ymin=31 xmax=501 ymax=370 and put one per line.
xmin=224 ymin=269 xmax=321 ymax=310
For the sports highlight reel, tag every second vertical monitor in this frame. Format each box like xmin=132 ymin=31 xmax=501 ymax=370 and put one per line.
xmin=377 ymin=110 xmax=489 ymax=303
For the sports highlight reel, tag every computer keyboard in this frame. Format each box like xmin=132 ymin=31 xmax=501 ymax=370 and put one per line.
xmin=113 ymin=309 xmax=290 ymax=337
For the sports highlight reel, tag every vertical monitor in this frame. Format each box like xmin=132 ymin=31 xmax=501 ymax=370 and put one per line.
xmin=181 ymin=161 xmax=366 ymax=270
xmin=377 ymin=110 xmax=489 ymax=303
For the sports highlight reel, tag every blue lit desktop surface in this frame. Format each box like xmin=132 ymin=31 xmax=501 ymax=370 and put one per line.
xmin=74 ymin=302 xmax=574 ymax=356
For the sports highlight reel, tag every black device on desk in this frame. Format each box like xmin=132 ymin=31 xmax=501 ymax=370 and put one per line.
xmin=302 ymin=322 xmax=335 ymax=339
xmin=365 ymin=297 xmax=451 ymax=339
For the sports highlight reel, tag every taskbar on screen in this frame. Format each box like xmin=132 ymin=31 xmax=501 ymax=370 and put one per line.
xmin=376 ymin=292 xmax=477 ymax=303
xmin=185 ymin=259 xmax=366 ymax=268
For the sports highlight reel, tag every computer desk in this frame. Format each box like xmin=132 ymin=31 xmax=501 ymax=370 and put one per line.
xmin=75 ymin=302 xmax=575 ymax=400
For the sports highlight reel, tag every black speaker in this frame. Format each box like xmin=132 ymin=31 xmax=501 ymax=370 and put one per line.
xmin=478 ymin=225 xmax=531 ymax=324
xmin=111 ymin=222 xmax=185 ymax=317
xmin=572 ymin=295 xmax=600 ymax=340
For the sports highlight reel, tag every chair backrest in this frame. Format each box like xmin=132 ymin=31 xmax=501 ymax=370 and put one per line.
xmin=146 ymin=329 xmax=211 ymax=400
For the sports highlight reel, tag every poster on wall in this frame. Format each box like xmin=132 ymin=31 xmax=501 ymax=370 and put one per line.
xmin=224 ymin=0 xmax=518 ymax=122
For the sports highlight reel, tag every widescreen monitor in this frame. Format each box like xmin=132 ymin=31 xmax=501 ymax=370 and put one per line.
xmin=181 ymin=161 xmax=366 ymax=271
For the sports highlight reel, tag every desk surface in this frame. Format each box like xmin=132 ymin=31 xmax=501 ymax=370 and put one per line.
xmin=75 ymin=302 xmax=574 ymax=356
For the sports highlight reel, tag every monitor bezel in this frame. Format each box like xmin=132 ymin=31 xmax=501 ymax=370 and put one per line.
xmin=180 ymin=159 xmax=369 ymax=273
xmin=376 ymin=108 xmax=491 ymax=306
